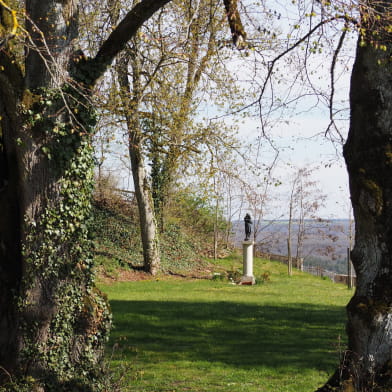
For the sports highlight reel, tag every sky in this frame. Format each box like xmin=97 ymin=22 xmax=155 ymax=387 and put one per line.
xmin=226 ymin=3 xmax=356 ymax=219
xmin=210 ymin=53 xmax=353 ymax=219
xmin=97 ymin=0 xmax=356 ymax=220
xmin=99 ymin=69 xmax=353 ymax=220
xmin=240 ymin=114 xmax=351 ymax=219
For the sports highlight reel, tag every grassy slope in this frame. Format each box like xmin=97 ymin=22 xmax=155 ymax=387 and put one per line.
xmin=99 ymin=255 xmax=353 ymax=392
xmin=92 ymin=201 xmax=209 ymax=278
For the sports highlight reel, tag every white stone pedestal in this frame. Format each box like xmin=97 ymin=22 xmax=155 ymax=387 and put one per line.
xmin=240 ymin=241 xmax=256 ymax=285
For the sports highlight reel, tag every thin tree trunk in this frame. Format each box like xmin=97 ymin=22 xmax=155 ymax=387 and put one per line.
xmin=288 ymin=197 xmax=293 ymax=276
xmin=116 ymin=49 xmax=160 ymax=275
xmin=129 ymin=141 xmax=160 ymax=275
xmin=213 ymin=178 xmax=219 ymax=260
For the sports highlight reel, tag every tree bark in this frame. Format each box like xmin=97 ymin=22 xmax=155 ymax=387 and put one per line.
xmin=288 ymin=180 xmax=295 ymax=276
xmin=0 ymin=0 xmax=171 ymax=389
xmin=129 ymin=141 xmax=161 ymax=275
xmin=344 ymin=45 xmax=392 ymax=391
xmin=116 ymin=46 xmax=161 ymax=276
xmin=0 ymin=1 xmax=114 ymax=388
xmin=287 ymin=238 xmax=292 ymax=277
xmin=0 ymin=48 xmax=24 ymax=376
xmin=318 ymin=3 xmax=392 ymax=390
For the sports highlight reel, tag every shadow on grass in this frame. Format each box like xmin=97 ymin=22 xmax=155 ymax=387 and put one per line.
xmin=109 ymin=300 xmax=346 ymax=372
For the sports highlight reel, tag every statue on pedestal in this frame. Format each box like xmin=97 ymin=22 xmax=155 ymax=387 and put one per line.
xmin=244 ymin=213 xmax=252 ymax=241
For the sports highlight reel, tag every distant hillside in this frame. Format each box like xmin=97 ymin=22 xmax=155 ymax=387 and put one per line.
xmin=232 ymin=219 xmax=353 ymax=274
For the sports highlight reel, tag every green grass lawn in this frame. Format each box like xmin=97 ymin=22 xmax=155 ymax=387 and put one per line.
xmin=99 ymin=256 xmax=353 ymax=392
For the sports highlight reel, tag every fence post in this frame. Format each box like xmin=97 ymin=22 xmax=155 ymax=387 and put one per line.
xmin=287 ymin=239 xmax=292 ymax=276
xmin=347 ymin=247 xmax=353 ymax=289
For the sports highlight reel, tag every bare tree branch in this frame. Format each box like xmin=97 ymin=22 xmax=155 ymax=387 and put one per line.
xmin=85 ymin=0 xmax=172 ymax=83
xmin=257 ymin=17 xmax=341 ymax=110
xmin=325 ymin=25 xmax=348 ymax=142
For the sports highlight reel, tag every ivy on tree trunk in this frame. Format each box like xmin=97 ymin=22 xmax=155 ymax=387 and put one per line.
xmin=0 ymin=0 xmax=171 ymax=390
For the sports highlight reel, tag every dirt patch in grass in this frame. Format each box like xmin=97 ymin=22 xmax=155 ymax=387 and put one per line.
xmin=98 ymin=268 xmax=151 ymax=284
xmin=98 ymin=263 xmax=214 ymax=284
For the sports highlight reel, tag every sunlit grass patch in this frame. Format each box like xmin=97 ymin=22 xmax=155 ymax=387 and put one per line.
xmin=100 ymin=257 xmax=352 ymax=392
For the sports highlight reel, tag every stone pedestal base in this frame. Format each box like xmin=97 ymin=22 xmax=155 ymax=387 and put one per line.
xmin=240 ymin=241 xmax=256 ymax=285
xmin=239 ymin=275 xmax=256 ymax=285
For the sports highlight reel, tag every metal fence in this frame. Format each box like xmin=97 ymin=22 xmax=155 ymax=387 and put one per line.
xmin=256 ymin=251 xmax=356 ymax=287
xmin=302 ymin=265 xmax=356 ymax=286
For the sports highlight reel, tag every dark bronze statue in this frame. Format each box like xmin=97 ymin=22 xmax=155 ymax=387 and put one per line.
xmin=244 ymin=213 xmax=252 ymax=241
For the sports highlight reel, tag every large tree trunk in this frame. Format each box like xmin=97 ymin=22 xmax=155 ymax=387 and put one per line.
xmin=0 ymin=0 xmax=171 ymax=389
xmin=318 ymin=3 xmax=392 ymax=390
xmin=0 ymin=40 xmax=24 ymax=377
xmin=0 ymin=0 xmax=241 ymax=388
xmin=344 ymin=44 xmax=392 ymax=391
xmin=0 ymin=2 xmax=112 ymax=390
